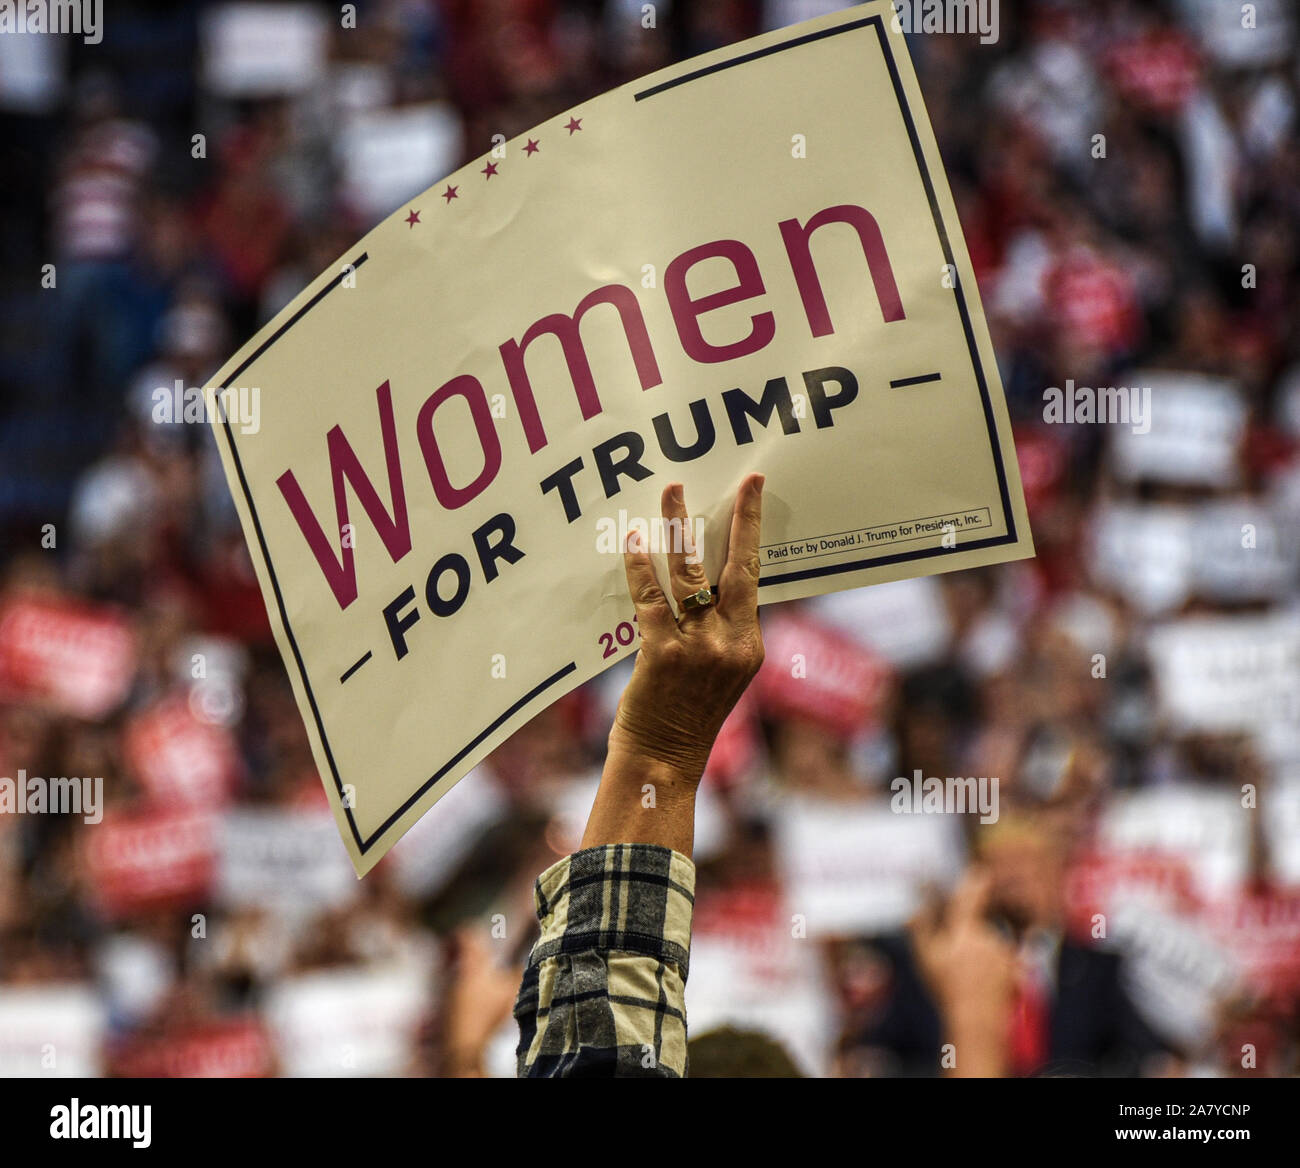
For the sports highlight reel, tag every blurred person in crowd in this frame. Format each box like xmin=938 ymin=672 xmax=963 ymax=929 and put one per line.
xmin=48 ymin=71 xmax=158 ymax=405
xmin=440 ymin=925 xmax=520 ymax=1077
xmin=847 ymin=809 xmax=1167 ymax=1077
xmin=687 ymin=1025 xmax=805 ymax=1077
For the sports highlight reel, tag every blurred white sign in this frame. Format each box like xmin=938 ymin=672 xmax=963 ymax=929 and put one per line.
xmin=0 ymin=16 xmax=65 ymax=112
xmin=0 ymin=986 xmax=105 ymax=1077
xmin=1147 ymin=613 xmax=1300 ymax=736
xmin=1089 ymin=502 xmax=1195 ymax=616
xmin=337 ymin=103 xmax=462 ymax=222
xmin=1189 ymin=0 xmax=1294 ymax=67
xmin=265 ymin=963 xmax=430 ymax=1076
xmin=811 ymin=576 xmax=952 ymax=669
xmin=1108 ymin=371 xmax=1245 ymax=488
xmin=1267 ymin=777 xmax=1300 ymax=889
xmin=387 ymin=765 xmax=508 ymax=897
xmin=1089 ymin=499 xmax=1297 ymax=615
xmin=687 ymin=887 xmax=835 ymax=1076
xmin=201 ymin=3 xmax=329 ymax=97
xmin=217 ymin=806 xmax=359 ymax=917
xmin=1109 ymin=897 xmax=1239 ymax=1050
xmin=1099 ymin=784 xmax=1251 ymax=902
xmin=1190 ymin=500 xmax=1298 ymax=603
xmin=773 ymin=795 xmax=964 ymax=936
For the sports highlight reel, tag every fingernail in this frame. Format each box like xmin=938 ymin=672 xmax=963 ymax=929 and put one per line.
xmin=754 ymin=473 xmax=766 ymax=493
xmin=669 ymin=482 xmax=684 ymax=505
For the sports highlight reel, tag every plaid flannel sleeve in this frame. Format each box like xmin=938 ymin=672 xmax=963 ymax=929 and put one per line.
xmin=514 ymin=843 xmax=696 ymax=1077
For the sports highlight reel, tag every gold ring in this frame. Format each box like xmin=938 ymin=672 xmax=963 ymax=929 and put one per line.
xmin=679 ymin=586 xmax=715 ymax=612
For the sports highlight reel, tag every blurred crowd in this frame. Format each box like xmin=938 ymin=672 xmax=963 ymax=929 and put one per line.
xmin=1 ymin=0 xmax=1299 ymax=1077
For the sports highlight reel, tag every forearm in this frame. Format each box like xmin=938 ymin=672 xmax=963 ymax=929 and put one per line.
xmin=580 ymin=733 xmax=700 ymax=857
xmin=514 ymin=709 xmax=703 ymax=1077
xmin=941 ymin=1003 xmax=1010 ymax=1078
xmin=516 ymin=474 xmax=764 ymax=1078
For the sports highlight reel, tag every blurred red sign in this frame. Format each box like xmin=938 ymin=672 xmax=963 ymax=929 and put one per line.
xmin=112 ymin=1017 xmax=275 ymax=1078
xmin=695 ymin=884 xmax=783 ymax=932
xmin=1063 ymin=849 xmax=1200 ymax=940
xmin=0 ymin=596 xmax=136 ymax=718
xmin=1205 ymin=890 xmax=1300 ymax=1008
xmin=1045 ymin=247 xmax=1140 ymax=354
xmin=83 ymin=807 xmax=216 ymax=919
xmin=1012 ymin=426 xmax=1067 ymax=514
xmin=704 ymin=693 xmax=759 ymax=786
xmin=753 ymin=613 xmax=891 ymax=737
xmin=124 ymin=695 xmax=243 ymax=809
xmin=1104 ymin=30 xmax=1201 ymax=116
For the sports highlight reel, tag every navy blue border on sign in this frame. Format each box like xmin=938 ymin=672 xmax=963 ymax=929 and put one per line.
xmin=215 ymin=259 xmax=578 ymax=854
xmin=636 ymin=13 xmax=1017 ymax=586
xmin=218 ymin=11 xmax=1014 ymax=856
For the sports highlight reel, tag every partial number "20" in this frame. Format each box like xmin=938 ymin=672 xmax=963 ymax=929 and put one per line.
xmin=598 ymin=617 xmax=639 ymax=658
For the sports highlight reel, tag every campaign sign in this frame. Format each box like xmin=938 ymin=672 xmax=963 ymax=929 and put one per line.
xmin=205 ymin=4 xmax=1033 ymax=873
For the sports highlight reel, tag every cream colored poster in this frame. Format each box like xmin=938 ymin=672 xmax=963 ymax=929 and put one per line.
xmin=205 ymin=2 xmax=1033 ymax=875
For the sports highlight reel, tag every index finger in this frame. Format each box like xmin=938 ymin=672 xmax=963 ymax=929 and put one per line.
xmin=622 ymin=526 xmax=676 ymax=640
xmin=947 ymin=866 xmax=994 ymax=926
xmin=717 ymin=473 xmax=764 ymax=619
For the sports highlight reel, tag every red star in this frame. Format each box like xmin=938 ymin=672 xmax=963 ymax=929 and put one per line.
xmin=482 ymin=160 xmax=500 ymax=179
xmin=524 ymin=138 xmax=540 ymax=156
xmin=405 ymin=209 xmax=420 ymax=227
xmin=441 ymin=185 xmax=458 ymax=203
xmin=565 ymin=117 xmax=583 ymax=134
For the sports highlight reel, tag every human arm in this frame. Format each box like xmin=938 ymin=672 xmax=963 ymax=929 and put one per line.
xmin=514 ymin=474 xmax=765 ymax=1077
